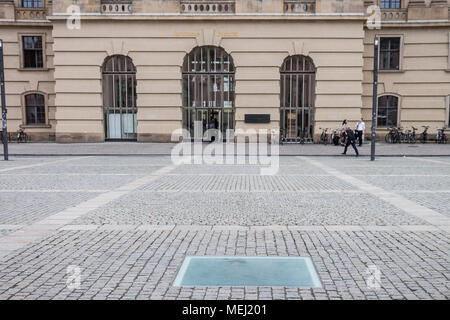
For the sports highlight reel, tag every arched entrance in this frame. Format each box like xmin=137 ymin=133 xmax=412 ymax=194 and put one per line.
xmin=182 ymin=46 xmax=235 ymax=141
xmin=102 ymin=55 xmax=137 ymax=140
xmin=280 ymin=55 xmax=316 ymax=143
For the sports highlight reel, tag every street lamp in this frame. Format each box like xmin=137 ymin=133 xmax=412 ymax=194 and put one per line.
xmin=371 ymin=37 xmax=379 ymax=161
xmin=0 ymin=39 xmax=9 ymax=160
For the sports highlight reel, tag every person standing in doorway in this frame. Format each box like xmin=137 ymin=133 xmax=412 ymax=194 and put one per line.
xmin=342 ymin=127 xmax=359 ymax=157
xmin=355 ymin=118 xmax=365 ymax=146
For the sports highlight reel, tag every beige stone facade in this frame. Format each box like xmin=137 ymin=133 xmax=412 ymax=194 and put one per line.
xmin=0 ymin=0 xmax=449 ymax=142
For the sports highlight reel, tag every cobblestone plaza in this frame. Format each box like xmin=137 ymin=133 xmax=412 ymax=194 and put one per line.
xmin=0 ymin=154 xmax=449 ymax=300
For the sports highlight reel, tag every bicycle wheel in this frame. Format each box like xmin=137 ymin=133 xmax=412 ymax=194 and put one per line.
xmin=385 ymin=133 xmax=392 ymax=143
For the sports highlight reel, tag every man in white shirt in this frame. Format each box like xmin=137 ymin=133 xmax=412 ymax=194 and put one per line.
xmin=355 ymin=118 xmax=365 ymax=146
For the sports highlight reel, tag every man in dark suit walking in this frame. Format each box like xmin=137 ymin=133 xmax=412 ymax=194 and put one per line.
xmin=342 ymin=127 xmax=359 ymax=157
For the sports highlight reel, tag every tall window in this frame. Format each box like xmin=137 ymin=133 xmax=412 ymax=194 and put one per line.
xmin=447 ymin=96 xmax=450 ymax=127
xmin=380 ymin=0 xmax=401 ymax=9
xmin=25 ymin=93 xmax=45 ymax=125
xmin=182 ymin=46 xmax=235 ymax=141
xmin=280 ymin=55 xmax=316 ymax=143
xmin=102 ymin=55 xmax=137 ymax=140
xmin=380 ymin=37 xmax=400 ymax=70
xmin=22 ymin=36 xmax=43 ymax=68
xmin=22 ymin=0 xmax=42 ymax=8
xmin=377 ymin=95 xmax=399 ymax=127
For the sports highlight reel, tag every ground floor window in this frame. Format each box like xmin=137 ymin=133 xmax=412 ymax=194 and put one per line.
xmin=447 ymin=96 xmax=450 ymax=126
xmin=182 ymin=46 xmax=235 ymax=141
xmin=102 ymin=55 xmax=137 ymax=140
xmin=280 ymin=55 xmax=316 ymax=143
xmin=377 ymin=95 xmax=399 ymax=127
xmin=25 ymin=93 xmax=45 ymax=125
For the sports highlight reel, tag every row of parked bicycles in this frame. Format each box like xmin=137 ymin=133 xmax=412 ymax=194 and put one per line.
xmin=317 ymin=125 xmax=448 ymax=145
xmin=385 ymin=126 xmax=448 ymax=144
xmin=318 ymin=128 xmax=347 ymax=146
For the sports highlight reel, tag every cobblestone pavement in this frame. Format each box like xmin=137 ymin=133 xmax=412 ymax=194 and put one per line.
xmin=0 ymin=155 xmax=449 ymax=300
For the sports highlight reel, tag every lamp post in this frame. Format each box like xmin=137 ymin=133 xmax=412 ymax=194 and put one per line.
xmin=0 ymin=39 xmax=8 ymax=161
xmin=371 ymin=37 xmax=379 ymax=161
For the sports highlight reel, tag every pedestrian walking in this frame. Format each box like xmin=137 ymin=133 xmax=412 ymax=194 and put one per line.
xmin=355 ymin=118 xmax=365 ymax=146
xmin=341 ymin=127 xmax=359 ymax=156
xmin=340 ymin=119 xmax=348 ymax=146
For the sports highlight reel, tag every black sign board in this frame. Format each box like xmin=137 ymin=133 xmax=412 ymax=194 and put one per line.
xmin=244 ymin=114 xmax=270 ymax=124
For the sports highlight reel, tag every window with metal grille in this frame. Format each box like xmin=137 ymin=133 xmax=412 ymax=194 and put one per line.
xmin=22 ymin=0 xmax=42 ymax=8
xmin=102 ymin=55 xmax=137 ymax=140
xmin=377 ymin=95 xmax=398 ymax=127
xmin=380 ymin=0 xmax=401 ymax=9
xmin=182 ymin=46 xmax=235 ymax=140
xmin=25 ymin=93 xmax=45 ymax=125
xmin=280 ymin=55 xmax=316 ymax=142
xmin=447 ymin=96 xmax=450 ymax=126
xmin=380 ymin=37 xmax=400 ymax=70
xmin=22 ymin=36 xmax=43 ymax=68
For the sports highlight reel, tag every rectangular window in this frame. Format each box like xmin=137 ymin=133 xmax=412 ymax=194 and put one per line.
xmin=380 ymin=37 xmax=400 ymax=70
xmin=22 ymin=36 xmax=43 ymax=68
xmin=377 ymin=95 xmax=399 ymax=127
xmin=22 ymin=0 xmax=42 ymax=8
xmin=25 ymin=94 xmax=46 ymax=125
xmin=380 ymin=0 xmax=401 ymax=9
xmin=447 ymin=96 xmax=450 ymax=127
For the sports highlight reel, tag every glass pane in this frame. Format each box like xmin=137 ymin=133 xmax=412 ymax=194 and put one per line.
xmin=103 ymin=74 xmax=114 ymax=110
xmin=291 ymin=75 xmax=297 ymax=109
xmin=390 ymin=38 xmax=400 ymax=50
xmin=37 ymin=105 xmax=45 ymax=124
xmin=182 ymin=75 xmax=189 ymax=107
xmin=390 ymin=51 xmax=399 ymax=70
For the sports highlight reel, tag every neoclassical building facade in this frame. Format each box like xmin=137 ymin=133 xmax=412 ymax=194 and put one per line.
xmin=0 ymin=0 xmax=449 ymax=142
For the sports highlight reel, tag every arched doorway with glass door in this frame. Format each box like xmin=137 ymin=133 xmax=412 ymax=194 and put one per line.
xmin=182 ymin=46 xmax=235 ymax=141
xmin=280 ymin=55 xmax=316 ymax=143
xmin=102 ymin=55 xmax=137 ymax=140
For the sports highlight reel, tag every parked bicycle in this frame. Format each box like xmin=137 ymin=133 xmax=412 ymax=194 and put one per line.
xmin=402 ymin=127 xmax=417 ymax=144
xmin=331 ymin=129 xmax=341 ymax=146
xmin=17 ymin=127 xmax=29 ymax=143
xmin=436 ymin=127 xmax=448 ymax=144
xmin=319 ymin=128 xmax=329 ymax=145
xmin=419 ymin=126 xmax=429 ymax=143
xmin=385 ymin=127 xmax=402 ymax=144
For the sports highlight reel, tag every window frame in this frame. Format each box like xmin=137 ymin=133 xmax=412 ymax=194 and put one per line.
xmin=447 ymin=32 xmax=450 ymax=71
xmin=377 ymin=94 xmax=401 ymax=128
xmin=21 ymin=91 xmax=49 ymax=127
xmin=446 ymin=95 xmax=450 ymax=127
xmin=377 ymin=34 xmax=403 ymax=72
xmin=18 ymin=33 xmax=47 ymax=70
